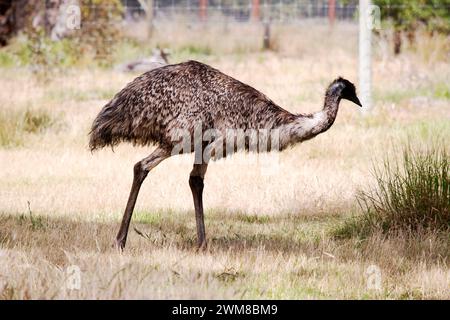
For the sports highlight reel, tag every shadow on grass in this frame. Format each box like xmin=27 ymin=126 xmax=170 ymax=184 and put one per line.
xmin=0 ymin=208 xmax=341 ymax=263
xmin=0 ymin=207 xmax=447 ymax=269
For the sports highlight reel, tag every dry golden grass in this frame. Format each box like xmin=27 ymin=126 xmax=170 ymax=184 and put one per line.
xmin=0 ymin=23 xmax=449 ymax=299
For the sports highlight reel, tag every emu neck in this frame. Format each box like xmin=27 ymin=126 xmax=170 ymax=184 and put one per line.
xmin=278 ymin=91 xmax=341 ymax=150
xmin=319 ymin=90 xmax=342 ymax=133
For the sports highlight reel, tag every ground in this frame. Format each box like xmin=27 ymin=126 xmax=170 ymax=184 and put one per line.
xmin=0 ymin=23 xmax=449 ymax=299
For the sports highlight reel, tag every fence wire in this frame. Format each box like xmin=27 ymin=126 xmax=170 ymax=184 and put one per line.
xmin=122 ymin=0 xmax=359 ymax=23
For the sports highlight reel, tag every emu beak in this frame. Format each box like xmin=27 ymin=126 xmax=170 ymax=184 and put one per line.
xmin=349 ymin=96 xmax=362 ymax=107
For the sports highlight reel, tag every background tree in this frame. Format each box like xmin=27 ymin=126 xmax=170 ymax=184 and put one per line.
xmin=76 ymin=0 xmax=124 ymax=62
xmin=0 ymin=0 xmax=123 ymax=61
xmin=373 ymin=0 xmax=450 ymax=54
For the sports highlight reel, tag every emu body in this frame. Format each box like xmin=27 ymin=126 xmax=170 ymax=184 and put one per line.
xmin=89 ymin=60 xmax=361 ymax=250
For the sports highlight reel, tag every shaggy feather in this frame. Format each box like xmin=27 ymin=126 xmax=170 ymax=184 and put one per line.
xmin=89 ymin=61 xmax=359 ymax=153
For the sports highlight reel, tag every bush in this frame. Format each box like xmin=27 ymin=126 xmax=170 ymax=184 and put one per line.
xmin=179 ymin=44 xmax=212 ymax=56
xmin=0 ymin=0 xmax=123 ymax=71
xmin=334 ymin=145 xmax=449 ymax=238
xmin=373 ymin=0 xmax=450 ymax=54
xmin=0 ymin=109 xmax=57 ymax=147
xmin=76 ymin=0 xmax=124 ymax=65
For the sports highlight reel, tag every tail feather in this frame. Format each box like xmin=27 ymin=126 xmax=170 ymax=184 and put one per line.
xmin=89 ymin=64 xmax=178 ymax=151
xmin=89 ymin=95 xmax=133 ymax=151
xmin=89 ymin=88 xmax=163 ymax=151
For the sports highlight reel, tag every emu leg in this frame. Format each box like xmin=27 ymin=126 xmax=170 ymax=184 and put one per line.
xmin=115 ymin=147 xmax=169 ymax=250
xmin=189 ymin=163 xmax=208 ymax=250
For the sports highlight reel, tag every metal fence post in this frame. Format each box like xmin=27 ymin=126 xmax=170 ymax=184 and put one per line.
xmin=359 ymin=0 xmax=372 ymax=112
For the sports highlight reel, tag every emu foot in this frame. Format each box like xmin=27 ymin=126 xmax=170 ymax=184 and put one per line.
xmin=113 ymin=238 xmax=126 ymax=251
xmin=196 ymin=240 xmax=208 ymax=253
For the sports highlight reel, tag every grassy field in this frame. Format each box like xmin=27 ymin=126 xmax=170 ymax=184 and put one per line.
xmin=0 ymin=23 xmax=449 ymax=299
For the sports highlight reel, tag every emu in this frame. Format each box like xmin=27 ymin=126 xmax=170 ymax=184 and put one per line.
xmin=116 ymin=48 xmax=170 ymax=73
xmin=89 ymin=60 xmax=361 ymax=250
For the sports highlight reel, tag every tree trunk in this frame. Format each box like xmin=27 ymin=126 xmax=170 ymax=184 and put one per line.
xmin=393 ymin=29 xmax=402 ymax=55
xmin=137 ymin=0 xmax=154 ymax=38
xmin=263 ymin=22 xmax=271 ymax=50
xmin=44 ymin=0 xmax=64 ymax=35
xmin=406 ymin=29 xmax=416 ymax=46
xmin=0 ymin=0 xmax=14 ymax=46
xmin=0 ymin=0 xmax=65 ymax=46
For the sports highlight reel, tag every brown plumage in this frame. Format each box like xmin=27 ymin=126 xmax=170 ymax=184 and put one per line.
xmin=89 ymin=60 xmax=361 ymax=250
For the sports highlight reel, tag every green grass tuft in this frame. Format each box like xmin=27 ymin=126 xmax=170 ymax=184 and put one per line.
xmin=178 ymin=44 xmax=212 ymax=56
xmin=334 ymin=144 xmax=449 ymax=239
xmin=0 ymin=109 xmax=57 ymax=147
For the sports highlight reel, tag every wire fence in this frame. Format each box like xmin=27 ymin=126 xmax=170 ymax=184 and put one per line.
xmin=122 ymin=0 xmax=359 ymax=24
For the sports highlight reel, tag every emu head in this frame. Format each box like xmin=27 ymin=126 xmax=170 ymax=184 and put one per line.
xmin=330 ymin=77 xmax=362 ymax=107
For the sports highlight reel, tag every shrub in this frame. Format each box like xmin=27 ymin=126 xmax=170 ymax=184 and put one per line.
xmin=0 ymin=0 xmax=123 ymax=71
xmin=0 ymin=109 xmax=56 ymax=147
xmin=76 ymin=0 xmax=124 ymax=65
xmin=179 ymin=44 xmax=212 ymax=56
xmin=334 ymin=145 xmax=449 ymax=238
xmin=373 ymin=0 xmax=450 ymax=54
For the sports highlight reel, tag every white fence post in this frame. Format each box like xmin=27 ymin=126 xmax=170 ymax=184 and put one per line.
xmin=359 ymin=0 xmax=372 ymax=112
